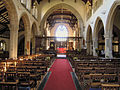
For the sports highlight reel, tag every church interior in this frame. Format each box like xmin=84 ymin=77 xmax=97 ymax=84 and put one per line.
xmin=0 ymin=0 xmax=120 ymax=90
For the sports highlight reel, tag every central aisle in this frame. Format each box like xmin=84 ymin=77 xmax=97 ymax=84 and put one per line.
xmin=44 ymin=59 xmax=76 ymax=90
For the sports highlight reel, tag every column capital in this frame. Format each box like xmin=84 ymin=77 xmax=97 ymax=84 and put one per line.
xmin=9 ymin=24 xmax=19 ymax=31
xmin=92 ymin=38 xmax=98 ymax=41
xmin=104 ymin=34 xmax=113 ymax=38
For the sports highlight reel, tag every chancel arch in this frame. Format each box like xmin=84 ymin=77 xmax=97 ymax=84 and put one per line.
xmin=40 ymin=3 xmax=84 ymax=36
xmin=40 ymin=3 xmax=84 ymax=51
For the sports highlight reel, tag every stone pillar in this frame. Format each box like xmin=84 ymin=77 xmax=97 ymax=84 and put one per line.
xmin=46 ymin=38 xmax=50 ymax=50
xmin=79 ymin=26 xmax=83 ymax=50
xmin=118 ymin=37 xmax=120 ymax=55
xmin=32 ymin=36 xmax=36 ymax=54
xmin=9 ymin=25 xmax=18 ymax=59
xmin=87 ymin=40 xmax=93 ymax=55
xmin=79 ymin=38 xmax=83 ymax=51
xmin=93 ymin=38 xmax=98 ymax=56
xmin=87 ymin=40 xmax=90 ymax=54
xmin=25 ymin=29 xmax=31 ymax=55
xmin=104 ymin=35 xmax=113 ymax=58
xmin=90 ymin=40 xmax=93 ymax=55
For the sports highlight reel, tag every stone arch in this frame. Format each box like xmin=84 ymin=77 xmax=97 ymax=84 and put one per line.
xmin=2 ymin=0 xmax=19 ymax=58
xmin=3 ymin=0 xmax=19 ymax=26
xmin=18 ymin=12 xmax=31 ymax=55
xmin=40 ymin=3 xmax=84 ymax=36
xmin=105 ymin=1 xmax=120 ymax=36
xmin=31 ymin=22 xmax=37 ymax=35
xmin=19 ymin=12 xmax=30 ymax=32
xmin=93 ymin=17 xmax=105 ymax=39
xmin=105 ymin=1 xmax=120 ymax=58
xmin=93 ymin=17 xmax=105 ymax=57
xmin=30 ymin=22 xmax=37 ymax=54
xmin=86 ymin=25 xmax=93 ymax=55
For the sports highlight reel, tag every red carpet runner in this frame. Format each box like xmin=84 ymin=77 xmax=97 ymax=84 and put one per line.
xmin=44 ymin=59 xmax=76 ymax=90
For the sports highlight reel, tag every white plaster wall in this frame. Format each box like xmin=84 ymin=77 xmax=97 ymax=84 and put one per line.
xmin=38 ymin=0 xmax=86 ymax=24
xmin=85 ymin=0 xmax=117 ymax=42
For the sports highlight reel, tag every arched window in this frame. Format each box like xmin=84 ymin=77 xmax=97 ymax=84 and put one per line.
xmin=0 ymin=40 xmax=6 ymax=51
xmin=55 ymin=25 xmax=68 ymax=41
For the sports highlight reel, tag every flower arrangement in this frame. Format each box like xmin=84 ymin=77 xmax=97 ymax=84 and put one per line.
xmin=46 ymin=57 xmax=50 ymax=60
xmin=73 ymin=57 xmax=78 ymax=60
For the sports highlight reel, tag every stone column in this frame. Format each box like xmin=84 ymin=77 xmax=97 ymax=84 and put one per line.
xmin=46 ymin=38 xmax=50 ymax=50
xmin=87 ymin=40 xmax=93 ymax=55
xmin=25 ymin=28 xmax=31 ymax=55
xmin=90 ymin=40 xmax=93 ymax=55
xmin=79 ymin=38 xmax=83 ymax=51
xmin=87 ymin=40 xmax=90 ymax=54
xmin=79 ymin=26 xmax=83 ymax=50
xmin=9 ymin=25 xmax=18 ymax=59
xmin=118 ymin=36 xmax=120 ymax=55
xmin=32 ymin=36 xmax=36 ymax=54
xmin=104 ymin=34 xmax=113 ymax=58
xmin=93 ymin=38 xmax=98 ymax=56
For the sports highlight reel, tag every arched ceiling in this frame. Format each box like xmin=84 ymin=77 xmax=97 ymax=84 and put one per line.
xmin=47 ymin=8 xmax=77 ymax=29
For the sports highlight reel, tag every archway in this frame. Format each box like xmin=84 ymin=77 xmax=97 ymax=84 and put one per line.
xmin=110 ymin=5 xmax=120 ymax=57
xmin=40 ymin=3 xmax=84 ymax=37
xmin=93 ymin=17 xmax=105 ymax=57
xmin=31 ymin=22 xmax=37 ymax=55
xmin=18 ymin=13 xmax=30 ymax=56
xmin=105 ymin=1 xmax=120 ymax=58
xmin=86 ymin=25 xmax=93 ymax=55
xmin=40 ymin=4 xmax=84 ymax=51
xmin=0 ymin=0 xmax=18 ymax=58
xmin=18 ymin=18 xmax=25 ymax=56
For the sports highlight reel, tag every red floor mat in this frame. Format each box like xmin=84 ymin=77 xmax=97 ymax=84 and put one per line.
xmin=44 ymin=59 xmax=76 ymax=90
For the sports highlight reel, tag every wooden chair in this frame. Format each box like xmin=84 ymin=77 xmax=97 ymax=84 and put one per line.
xmin=101 ymin=84 xmax=120 ymax=90
xmin=17 ymin=72 xmax=34 ymax=88
xmin=103 ymin=74 xmax=118 ymax=83
xmin=0 ymin=71 xmax=19 ymax=90
xmin=90 ymin=74 xmax=103 ymax=88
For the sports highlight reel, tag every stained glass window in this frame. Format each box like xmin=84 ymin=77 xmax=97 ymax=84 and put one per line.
xmin=55 ymin=25 xmax=68 ymax=41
